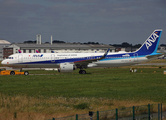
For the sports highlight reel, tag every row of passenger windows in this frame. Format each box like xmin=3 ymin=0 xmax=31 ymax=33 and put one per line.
xmin=106 ymin=57 xmax=131 ymax=59
xmin=6 ymin=56 xmax=132 ymax=60
xmin=23 ymin=57 xmax=49 ymax=59
xmin=22 ymin=56 xmax=131 ymax=59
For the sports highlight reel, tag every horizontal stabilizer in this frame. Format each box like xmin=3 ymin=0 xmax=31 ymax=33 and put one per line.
xmin=146 ymin=53 xmax=164 ymax=59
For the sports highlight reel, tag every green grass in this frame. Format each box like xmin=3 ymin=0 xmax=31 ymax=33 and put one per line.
xmin=1 ymin=67 xmax=166 ymax=119
xmin=0 ymin=67 xmax=166 ymax=102
xmin=1 ymin=60 xmax=166 ymax=119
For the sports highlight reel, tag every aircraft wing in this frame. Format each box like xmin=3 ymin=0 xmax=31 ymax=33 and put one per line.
xmin=146 ymin=53 xmax=165 ymax=59
xmin=74 ymin=49 xmax=110 ymax=68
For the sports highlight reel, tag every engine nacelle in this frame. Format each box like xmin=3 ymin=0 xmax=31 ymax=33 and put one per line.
xmin=58 ymin=63 xmax=75 ymax=72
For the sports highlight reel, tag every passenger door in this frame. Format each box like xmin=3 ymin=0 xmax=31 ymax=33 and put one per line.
xmin=133 ymin=53 xmax=138 ymax=62
xmin=51 ymin=54 xmax=55 ymax=62
xmin=18 ymin=54 xmax=23 ymax=62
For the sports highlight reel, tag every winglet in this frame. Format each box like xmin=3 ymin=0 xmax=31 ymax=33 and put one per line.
xmin=74 ymin=48 xmax=110 ymax=65
xmin=100 ymin=49 xmax=110 ymax=60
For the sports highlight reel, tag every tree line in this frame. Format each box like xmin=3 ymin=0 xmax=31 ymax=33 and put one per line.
xmin=23 ymin=40 xmax=165 ymax=48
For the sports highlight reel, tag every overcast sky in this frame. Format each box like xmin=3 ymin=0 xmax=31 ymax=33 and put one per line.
xmin=0 ymin=0 xmax=166 ymax=45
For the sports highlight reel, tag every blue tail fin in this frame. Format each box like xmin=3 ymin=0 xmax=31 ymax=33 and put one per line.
xmin=135 ymin=29 xmax=162 ymax=55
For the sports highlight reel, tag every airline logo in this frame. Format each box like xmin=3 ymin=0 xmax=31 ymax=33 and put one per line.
xmin=145 ymin=32 xmax=159 ymax=50
xmin=33 ymin=54 xmax=43 ymax=57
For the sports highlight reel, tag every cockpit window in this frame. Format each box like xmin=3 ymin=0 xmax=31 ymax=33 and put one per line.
xmin=7 ymin=57 xmax=14 ymax=59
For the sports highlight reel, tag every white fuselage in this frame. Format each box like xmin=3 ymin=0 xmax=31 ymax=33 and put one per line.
xmin=1 ymin=52 xmax=148 ymax=69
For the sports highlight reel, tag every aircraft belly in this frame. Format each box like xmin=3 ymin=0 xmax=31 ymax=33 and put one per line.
xmin=12 ymin=63 xmax=59 ymax=68
xmin=26 ymin=64 xmax=59 ymax=68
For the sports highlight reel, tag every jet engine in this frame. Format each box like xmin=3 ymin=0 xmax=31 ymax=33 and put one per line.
xmin=58 ymin=63 xmax=76 ymax=72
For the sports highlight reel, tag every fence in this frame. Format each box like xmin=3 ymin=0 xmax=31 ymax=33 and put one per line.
xmin=49 ymin=104 xmax=166 ymax=120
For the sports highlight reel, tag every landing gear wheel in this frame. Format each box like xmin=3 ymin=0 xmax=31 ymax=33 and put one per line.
xmin=82 ymin=70 xmax=86 ymax=74
xmin=24 ymin=71 xmax=29 ymax=76
xmin=10 ymin=71 xmax=15 ymax=75
xmin=79 ymin=70 xmax=86 ymax=74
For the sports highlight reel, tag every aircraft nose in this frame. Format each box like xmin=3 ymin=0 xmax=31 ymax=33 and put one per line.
xmin=1 ymin=60 xmax=7 ymax=65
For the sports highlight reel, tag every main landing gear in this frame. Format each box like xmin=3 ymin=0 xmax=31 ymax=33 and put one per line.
xmin=79 ymin=70 xmax=86 ymax=74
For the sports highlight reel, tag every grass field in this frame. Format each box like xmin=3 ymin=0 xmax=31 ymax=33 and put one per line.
xmin=0 ymin=66 xmax=166 ymax=119
xmin=0 ymin=60 xmax=166 ymax=119
xmin=1 ymin=67 xmax=166 ymax=100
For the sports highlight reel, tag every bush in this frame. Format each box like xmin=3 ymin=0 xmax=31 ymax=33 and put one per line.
xmin=73 ymin=103 xmax=89 ymax=109
xmin=159 ymin=66 xmax=162 ymax=69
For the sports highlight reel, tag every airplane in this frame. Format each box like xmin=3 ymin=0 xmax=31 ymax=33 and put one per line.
xmin=1 ymin=29 xmax=163 ymax=75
